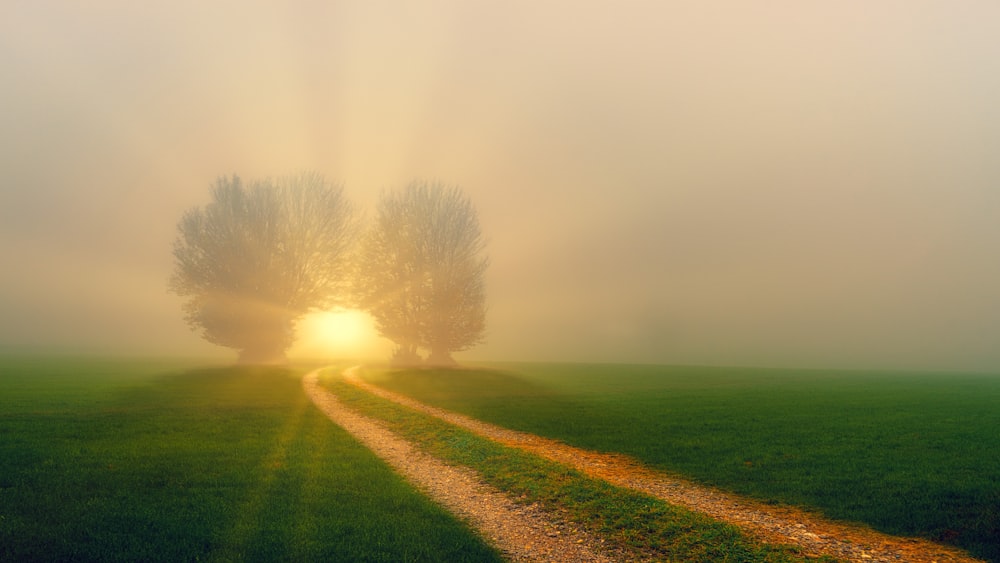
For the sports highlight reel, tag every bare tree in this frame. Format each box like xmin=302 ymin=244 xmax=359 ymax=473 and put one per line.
xmin=355 ymin=181 xmax=488 ymax=366
xmin=171 ymin=173 xmax=356 ymax=363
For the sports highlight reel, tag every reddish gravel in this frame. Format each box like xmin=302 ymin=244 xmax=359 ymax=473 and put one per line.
xmin=343 ymin=366 xmax=984 ymax=563
xmin=304 ymin=369 xmax=626 ymax=562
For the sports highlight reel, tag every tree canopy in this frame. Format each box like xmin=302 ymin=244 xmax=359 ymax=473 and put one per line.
xmin=170 ymin=173 xmax=356 ymax=363
xmin=355 ymin=181 xmax=488 ymax=366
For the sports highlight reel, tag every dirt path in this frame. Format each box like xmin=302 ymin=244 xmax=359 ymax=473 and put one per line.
xmin=303 ymin=369 xmax=623 ymax=563
xmin=343 ymin=367 xmax=984 ymax=563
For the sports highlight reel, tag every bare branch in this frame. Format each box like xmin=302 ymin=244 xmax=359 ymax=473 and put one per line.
xmin=170 ymin=173 xmax=357 ymax=363
xmin=355 ymin=181 xmax=488 ymax=366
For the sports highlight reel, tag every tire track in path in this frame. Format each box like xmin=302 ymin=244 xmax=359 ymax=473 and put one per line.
xmin=343 ymin=366 xmax=983 ymax=563
xmin=303 ymin=368 xmax=620 ymax=563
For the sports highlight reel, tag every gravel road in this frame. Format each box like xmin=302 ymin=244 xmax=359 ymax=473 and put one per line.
xmin=342 ymin=366 xmax=984 ymax=563
xmin=304 ymin=369 xmax=627 ymax=562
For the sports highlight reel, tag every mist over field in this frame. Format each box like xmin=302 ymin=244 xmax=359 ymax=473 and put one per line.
xmin=2 ymin=1 xmax=999 ymax=371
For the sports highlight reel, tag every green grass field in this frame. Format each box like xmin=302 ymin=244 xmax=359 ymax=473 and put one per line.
xmin=5 ymin=357 xmax=995 ymax=561
xmin=361 ymin=362 xmax=1000 ymax=562
xmin=0 ymin=356 xmax=503 ymax=562
xmin=321 ymin=369 xmax=824 ymax=562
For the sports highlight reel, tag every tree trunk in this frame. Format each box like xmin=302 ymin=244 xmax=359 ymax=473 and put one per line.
xmin=426 ymin=349 xmax=456 ymax=367
xmin=390 ymin=344 xmax=423 ymax=368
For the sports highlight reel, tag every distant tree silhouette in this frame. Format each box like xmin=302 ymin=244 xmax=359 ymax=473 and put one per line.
xmin=356 ymin=181 xmax=488 ymax=366
xmin=171 ymin=173 xmax=356 ymax=363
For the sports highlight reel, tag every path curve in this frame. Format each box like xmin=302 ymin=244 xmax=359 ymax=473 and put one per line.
xmin=303 ymin=368 xmax=621 ymax=563
xmin=344 ymin=367 xmax=983 ymax=563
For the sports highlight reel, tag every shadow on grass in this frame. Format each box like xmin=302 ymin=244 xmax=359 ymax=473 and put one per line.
xmin=0 ymin=359 xmax=503 ymax=562
xmin=360 ymin=362 xmax=1000 ymax=562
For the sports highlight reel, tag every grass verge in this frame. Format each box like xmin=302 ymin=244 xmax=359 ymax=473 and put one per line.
xmin=0 ymin=356 xmax=503 ymax=562
xmin=364 ymin=362 xmax=1000 ymax=562
xmin=320 ymin=369 xmax=832 ymax=563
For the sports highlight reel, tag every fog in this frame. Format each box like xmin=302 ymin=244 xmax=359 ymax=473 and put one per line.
xmin=2 ymin=1 xmax=999 ymax=371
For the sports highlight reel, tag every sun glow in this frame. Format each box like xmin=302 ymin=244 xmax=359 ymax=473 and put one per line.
xmin=289 ymin=309 xmax=389 ymax=360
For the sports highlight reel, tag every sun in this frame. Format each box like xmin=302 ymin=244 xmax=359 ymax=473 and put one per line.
xmin=289 ymin=308 xmax=389 ymax=360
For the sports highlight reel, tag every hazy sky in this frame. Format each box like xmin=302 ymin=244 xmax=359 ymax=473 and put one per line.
xmin=2 ymin=1 xmax=999 ymax=371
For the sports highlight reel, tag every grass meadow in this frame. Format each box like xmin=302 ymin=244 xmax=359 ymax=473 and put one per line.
xmin=0 ymin=356 xmax=503 ymax=562
xmin=362 ymin=362 xmax=1000 ymax=562
xmin=321 ymin=370 xmax=823 ymax=562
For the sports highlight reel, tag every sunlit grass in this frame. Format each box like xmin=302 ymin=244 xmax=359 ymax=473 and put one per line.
xmin=361 ymin=362 xmax=1000 ymax=562
xmin=321 ymin=368 xmax=825 ymax=562
xmin=0 ymin=356 xmax=503 ymax=562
